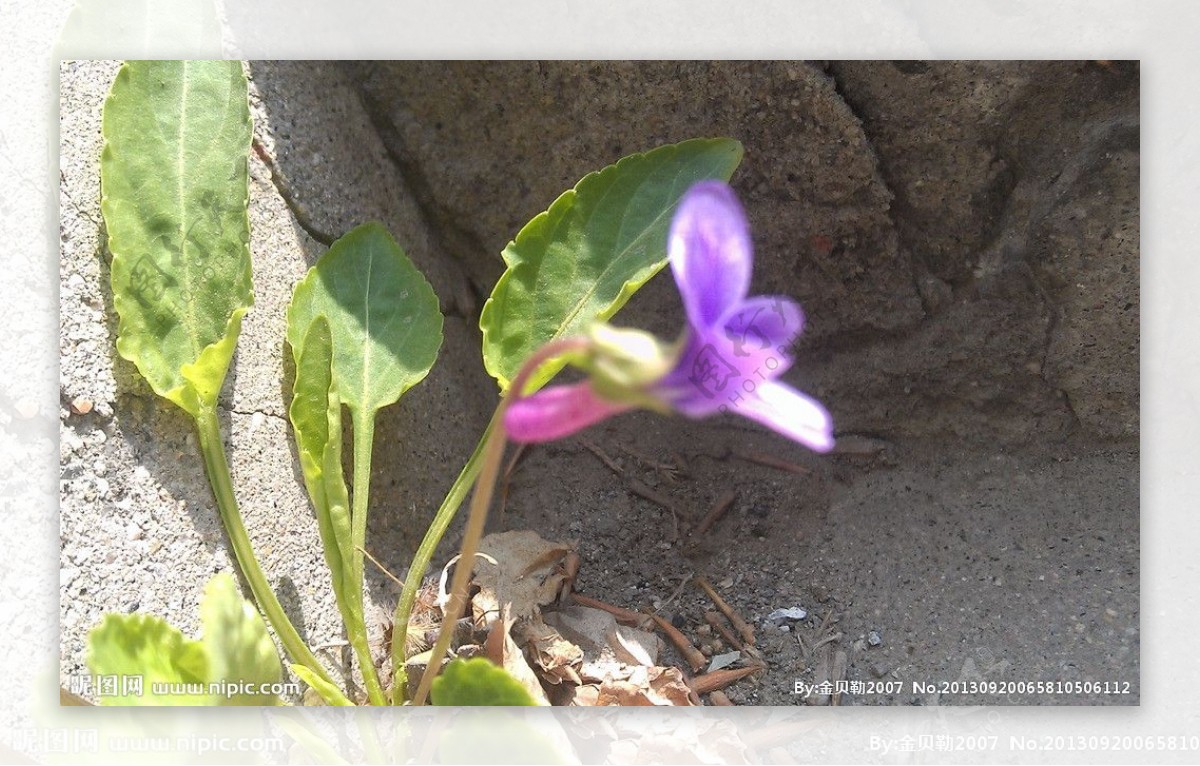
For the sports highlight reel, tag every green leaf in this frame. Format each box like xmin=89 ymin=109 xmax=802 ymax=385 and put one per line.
xmin=290 ymin=664 xmax=355 ymax=706
xmin=286 ymin=222 xmax=443 ymax=418
xmin=200 ymin=573 xmax=283 ymax=705
xmin=287 ymin=222 xmax=439 ymax=706
xmin=287 ymin=316 xmax=358 ymax=636
xmin=102 ymin=59 xmax=254 ymax=417
xmin=87 ymin=613 xmax=212 ymax=705
xmin=430 ymin=658 xmax=539 ymax=706
xmin=480 ymin=137 xmax=744 ymax=392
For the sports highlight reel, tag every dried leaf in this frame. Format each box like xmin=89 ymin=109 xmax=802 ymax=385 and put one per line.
xmin=513 ymin=619 xmax=583 ymax=687
xmin=483 ymin=605 xmax=550 ymax=706
xmin=473 ymin=531 xmax=571 ymax=627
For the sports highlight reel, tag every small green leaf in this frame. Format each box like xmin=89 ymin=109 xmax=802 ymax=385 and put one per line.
xmin=430 ymin=658 xmax=539 ymax=706
xmin=101 ymin=60 xmax=254 ymax=417
xmin=200 ymin=573 xmax=283 ymax=705
xmin=287 ymin=222 xmax=443 ymax=419
xmin=288 ymin=316 xmax=357 ymax=626
xmin=286 ymin=223 xmax=437 ymax=706
xmin=290 ymin=664 xmax=355 ymax=706
xmin=480 ymin=137 xmax=744 ymax=392
xmin=87 ymin=613 xmax=211 ymax=705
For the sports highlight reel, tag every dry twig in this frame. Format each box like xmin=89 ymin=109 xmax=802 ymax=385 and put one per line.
xmin=696 ymin=577 xmax=755 ymax=646
xmin=704 ymin=610 xmax=743 ymax=651
xmin=646 ymin=612 xmax=707 ymax=672
xmin=581 ymin=439 xmax=624 ymax=475
xmin=627 ymin=478 xmax=686 ymax=538
xmin=732 ymin=448 xmax=812 ymax=475
xmin=694 ymin=490 xmax=737 ymax=536
xmin=708 ymin=690 xmax=735 ymax=706
xmin=689 ymin=664 xmax=763 ymax=695
xmin=570 ymin=593 xmax=647 ymax=627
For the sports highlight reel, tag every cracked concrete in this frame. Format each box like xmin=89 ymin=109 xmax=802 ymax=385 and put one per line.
xmin=60 ymin=61 xmax=1138 ymax=705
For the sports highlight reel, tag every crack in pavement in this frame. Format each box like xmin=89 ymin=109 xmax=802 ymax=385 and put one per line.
xmin=250 ymin=136 xmax=337 ymax=248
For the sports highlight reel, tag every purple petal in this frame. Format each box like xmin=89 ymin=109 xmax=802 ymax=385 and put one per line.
xmin=652 ymin=331 xmax=734 ymax=417
xmin=719 ymin=295 xmax=805 ymax=377
xmin=654 ymin=296 xmax=805 ymax=418
xmin=730 ymin=381 xmax=834 ymax=453
xmin=669 ymin=181 xmax=753 ymax=330
xmin=504 ymin=382 xmax=632 ymax=443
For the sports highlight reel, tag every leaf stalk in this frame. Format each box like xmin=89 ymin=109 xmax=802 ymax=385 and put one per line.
xmin=194 ymin=406 xmax=333 ymax=686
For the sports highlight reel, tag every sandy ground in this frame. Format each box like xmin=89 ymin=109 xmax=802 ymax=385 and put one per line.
xmin=491 ymin=420 xmax=1138 ymax=705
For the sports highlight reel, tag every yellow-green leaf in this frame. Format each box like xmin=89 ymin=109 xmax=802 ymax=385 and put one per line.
xmin=430 ymin=658 xmax=538 ymax=706
xmin=290 ymin=664 xmax=355 ymax=706
xmin=101 ymin=60 xmax=253 ymax=417
xmin=86 ymin=613 xmax=211 ymax=705
xmin=287 ymin=317 xmax=357 ymax=622
xmin=200 ymin=573 xmax=284 ymax=705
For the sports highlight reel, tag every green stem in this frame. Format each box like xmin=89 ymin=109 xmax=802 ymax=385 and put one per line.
xmin=389 ymin=411 xmax=497 ymax=704
xmin=411 ymin=409 xmax=508 ymax=706
xmin=350 ymin=410 xmax=387 ymax=706
xmin=194 ymin=407 xmax=333 ymax=686
xmin=410 ymin=337 xmax=591 ymax=706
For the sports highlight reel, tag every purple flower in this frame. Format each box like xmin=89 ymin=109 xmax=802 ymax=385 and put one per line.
xmin=504 ymin=181 xmax=834 ymax=452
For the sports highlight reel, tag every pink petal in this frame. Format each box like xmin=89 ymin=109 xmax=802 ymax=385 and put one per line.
xmin=503 ymin=382 xmax=633 ymax=443
xmin=730 ymin=381 xmax=834 ymax=453
xmin=669 ymin=181 xmax=753 ymax=330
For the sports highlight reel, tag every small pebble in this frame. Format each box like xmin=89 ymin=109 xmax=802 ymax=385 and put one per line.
xmin=867 ymin=630 xmax=883 ymax=647
xmin=707 ymin=650 xmax=741 ymax=673
xmin=765 ymin=606 xmax=808 ymax=625
xmin=70 ymin=397 xmax=94 ymax=415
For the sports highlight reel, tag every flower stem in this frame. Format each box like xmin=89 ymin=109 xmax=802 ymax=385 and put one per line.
xmin=389 ymin=411 xmax=496 ymax=704
xmin=349 ymin=410 xmax=387 ymax=706
xmin=409 ymin=337 xmax=591 ymax=706
xmin=194 ymin=406 xmax=333 ymax=687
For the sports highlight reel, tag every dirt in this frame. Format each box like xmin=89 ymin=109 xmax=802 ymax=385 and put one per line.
xmin=481 ymin=416 xmax=1138 ymax=706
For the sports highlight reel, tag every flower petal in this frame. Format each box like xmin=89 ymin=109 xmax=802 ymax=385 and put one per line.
xmin=718 ymin=295 xmax=805 ymax=377
xmin=654 ymin=296 xmax=805 ymax=417
xmin=729 ymin=381 xmax=834 ymax=453
xmin=504 ymin=382 xmax=633 ymax=443
xmin=669 ymin=181 xmax=753 ymax=330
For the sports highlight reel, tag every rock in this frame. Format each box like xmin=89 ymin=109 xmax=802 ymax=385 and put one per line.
xmin=765 ymin=607 xmax=808 ymax=625
xmin=867 ymin=630 xmax=883 ymax=647
xmin=347 ymin=61 xmax=1137 ymax=448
